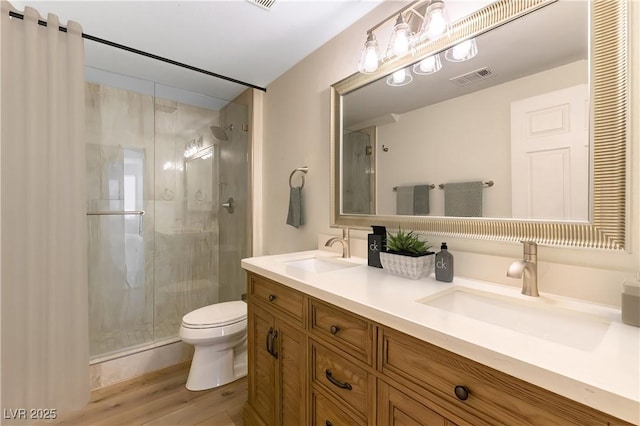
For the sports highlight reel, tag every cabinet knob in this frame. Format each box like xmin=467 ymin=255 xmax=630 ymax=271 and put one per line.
xmin=325 ymin=421 xmax=332 ymax=426
xmin=454 ymin=385 xmax=470 ymax=401
xmin=268 ymin=294 xmax=276 ymax=302
xmin=329 ymin=325 xmax=340 ymax=335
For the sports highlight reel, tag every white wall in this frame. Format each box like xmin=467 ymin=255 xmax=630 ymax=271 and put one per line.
xmin=262 ymin=2 xmax=640 ymax=307
xmin=376 ymin=60 xmax=587 ymax=217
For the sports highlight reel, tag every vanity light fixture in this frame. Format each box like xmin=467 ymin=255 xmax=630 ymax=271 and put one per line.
xmin=357 ymin=0 xmax=477 ymax=87
xmin=445 ymin=38 xmax=478 ymax=62
xmin=358 ymin=0 xmax=450 ymax=75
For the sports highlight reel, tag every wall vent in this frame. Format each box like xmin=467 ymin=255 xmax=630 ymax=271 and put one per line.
xmin=247 ymin=0 xmax=276 ymax=11
xmin=450 ymin=67 xmax=493 ymax=86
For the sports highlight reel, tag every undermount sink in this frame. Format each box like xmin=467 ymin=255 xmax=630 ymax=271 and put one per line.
xmin=284 ymin=256 xmax=358 ymax=274
xmin=418 ymin=287 xmax=611 ymax=351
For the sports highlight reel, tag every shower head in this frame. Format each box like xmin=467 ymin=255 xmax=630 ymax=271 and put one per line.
xmin=210 ymin=124 xmax=234 ymax=141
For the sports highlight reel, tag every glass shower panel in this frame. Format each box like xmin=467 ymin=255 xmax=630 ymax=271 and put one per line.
xmin=153 ymin=84 xmax=249 ymax=340
xmin=86 ymin=82 xmax=155 ymax=358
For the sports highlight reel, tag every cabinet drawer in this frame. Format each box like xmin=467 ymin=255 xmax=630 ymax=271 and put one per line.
xmin=379 ymin=327 xmax=612 ymax=426
xmin=311 ymin=342 xmax=370 ymax=420
xmin=309 ymin=299 xmax=373 ymax=364
xmin=378 ymin=380 xmax=454 ymax=426
xmin=249 ymin=273 xmax=304 ymax=324
xmin=312 ymin=391 xmax=365 ymax=426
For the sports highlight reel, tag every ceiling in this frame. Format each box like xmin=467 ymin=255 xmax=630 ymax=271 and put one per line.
xmin=10 ymin=0 xmax=386 ymax=101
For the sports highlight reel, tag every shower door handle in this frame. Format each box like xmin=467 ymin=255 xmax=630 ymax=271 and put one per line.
xmin=221 ymin=197 xmax=235 ymax=214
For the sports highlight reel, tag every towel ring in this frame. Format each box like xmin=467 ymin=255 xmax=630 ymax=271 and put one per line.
xmin=289 ymin=166 xmax=309 ymax=189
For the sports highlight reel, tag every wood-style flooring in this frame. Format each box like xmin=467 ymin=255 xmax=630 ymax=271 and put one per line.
xmin=52 ymin=362 xmax=246 ymax=426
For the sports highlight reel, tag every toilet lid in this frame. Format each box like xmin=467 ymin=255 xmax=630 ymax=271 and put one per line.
xmin=182 ymin=301 xmax=247 ymax=328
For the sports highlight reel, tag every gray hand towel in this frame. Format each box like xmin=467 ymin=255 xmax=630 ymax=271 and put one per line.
xmin=444 ymin=181 xmax=484 ymax=217
xmin=396 ymin=186 xmax=413 ymax=215
xmin=286 ymin=186 xmax=303 ymax=228
xmin=413 ymin=185 xmax=430 ymax=215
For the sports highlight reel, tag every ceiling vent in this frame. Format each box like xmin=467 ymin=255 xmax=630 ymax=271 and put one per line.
xmin=450 ymin=67 xmax=493 ymax=86
xmin=247 ymin=0 xmax=276 ymax=11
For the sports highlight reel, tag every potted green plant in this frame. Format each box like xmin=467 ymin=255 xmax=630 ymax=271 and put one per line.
xmin=380 ymin=228 xmax=434 ymax=280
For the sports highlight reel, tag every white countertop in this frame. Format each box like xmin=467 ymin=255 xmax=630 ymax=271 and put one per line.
xmin=241 ymin=250 xmax=640 ymax=425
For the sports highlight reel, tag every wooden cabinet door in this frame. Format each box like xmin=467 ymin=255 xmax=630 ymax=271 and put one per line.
xmin=248 ymin=303 xmax=277 ymax=425
xmin=276 ymin=318 xmax=306 ymax=426
xmin=378 ymin=381 xmax=456 ymax=426
xmin=248 ymin=301 xmax=306 ymax=426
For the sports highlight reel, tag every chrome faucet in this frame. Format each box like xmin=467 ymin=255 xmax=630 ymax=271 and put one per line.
xmin=507 ymin=241 xmax=539 ymax=297
xmin=325 ymin=227 xmax=350 ymax=258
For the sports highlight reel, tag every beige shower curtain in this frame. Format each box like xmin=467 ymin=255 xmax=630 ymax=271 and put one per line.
xmin=1 ymin=1 xmax=90 ymax=414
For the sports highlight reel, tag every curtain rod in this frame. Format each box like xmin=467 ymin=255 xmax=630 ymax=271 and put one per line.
xmin=7 ymin=10 xmax=267 ymax=93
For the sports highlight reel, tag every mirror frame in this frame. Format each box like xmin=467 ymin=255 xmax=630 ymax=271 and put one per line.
xmin=331 ymin=0 xmax=628 ymax=250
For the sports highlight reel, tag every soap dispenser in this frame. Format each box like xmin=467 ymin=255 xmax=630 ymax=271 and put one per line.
xmin=435 ymin=242 xmax=454 ymax=282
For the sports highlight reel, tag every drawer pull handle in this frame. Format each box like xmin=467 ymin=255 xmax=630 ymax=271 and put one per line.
xmin=329 ymin=325 xmax=340 ymax=335
xmin=454 ymin=385 xmax=470 ymax=401
xmin=268 ymin=294 xmax=276 ymax=302
xmin=325 ymin=421 xmax=333 ymax=426
xmin=325 ymin=369 xmax=352 ymax=390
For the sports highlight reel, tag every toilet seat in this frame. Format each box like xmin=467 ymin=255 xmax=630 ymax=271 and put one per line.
xmin=181 ymin=301 xmax=247 ymax=329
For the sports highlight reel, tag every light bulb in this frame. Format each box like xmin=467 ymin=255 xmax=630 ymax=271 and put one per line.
xmin=419 ymin=0 xmax=449 ymax=41
xmin=393 ymin=69 xmax=406 ymax=84
xmin=393 ymin=29 xmax=410 ymax=56
xmin=386 ymin=14 xmax=413 ymax=58
xmin=445 ymin=38 xmax=478 ymax=62
xmin=386 ymin=67 xmax=413 ymax=87
xmin=413 ymin=54 xmax=442 ymax=75
xmin=358 ymin=33 xmax=379 ymax=74
xmin=421 ymin=56 xmax=435 ymax=71
xmin=427 ymin=10 xmax=447 ymax=38
xmin=452 ymin=40 xmax=472 ymax=60
xmin=364 ymin=50 xmax=378 ymax=72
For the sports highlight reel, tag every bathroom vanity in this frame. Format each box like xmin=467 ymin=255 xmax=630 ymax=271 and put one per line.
xmin=241 ymin=251 xmax=639 ymax=426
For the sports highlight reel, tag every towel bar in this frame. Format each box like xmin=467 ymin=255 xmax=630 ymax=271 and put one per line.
xmin=86 ymin=210 xmax=145 ymax=215
xmin=439 ymin=180 xmax=494 ymax=189
xmin=289 ymin=166 xmax=309 ymax=189
xmin=393 ymin=184 xmax=435 ymax=192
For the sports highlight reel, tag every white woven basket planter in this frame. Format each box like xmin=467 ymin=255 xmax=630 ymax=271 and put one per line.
xmin=379 ymin=252 xmax=435 ymax=280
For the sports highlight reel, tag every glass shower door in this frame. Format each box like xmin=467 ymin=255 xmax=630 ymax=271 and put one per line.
xmin=86 ymin=81 xmax=155 ymax=358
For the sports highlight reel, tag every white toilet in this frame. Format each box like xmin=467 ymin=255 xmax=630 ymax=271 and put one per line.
xmin=179 ymin=301 xmax=248 ymax=391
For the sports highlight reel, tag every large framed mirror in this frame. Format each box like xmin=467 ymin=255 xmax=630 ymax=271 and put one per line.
xmin=331 ymin=0 xmax=629 ymax=250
